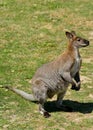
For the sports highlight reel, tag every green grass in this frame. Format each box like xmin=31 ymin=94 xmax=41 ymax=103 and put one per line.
xmin=0 ymin=0 xmax=93 ymax=129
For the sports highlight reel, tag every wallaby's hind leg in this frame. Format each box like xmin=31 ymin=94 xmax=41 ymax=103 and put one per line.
xmin=32 ymin=83 xmax=51 ymax=118
xmin=56 ymin=90 xmax=73 ymax=112
xmin=56 ymin=91 xmax=67 ymax=108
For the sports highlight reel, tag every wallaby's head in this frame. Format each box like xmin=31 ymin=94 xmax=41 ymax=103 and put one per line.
xmin=65 ymin=31 xmax=89 ymax=48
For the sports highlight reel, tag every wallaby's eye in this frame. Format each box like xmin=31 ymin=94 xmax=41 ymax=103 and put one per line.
xmin=77 ymin=38 xmax=81 ymax=41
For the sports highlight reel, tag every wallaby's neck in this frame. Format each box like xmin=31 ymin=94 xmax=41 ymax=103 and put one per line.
xmin=67 ymin=41 xmax=80 ymax=59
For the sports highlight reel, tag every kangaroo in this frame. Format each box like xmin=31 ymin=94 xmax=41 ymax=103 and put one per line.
xmin=4 ymin=31 xmax=89 ymax=118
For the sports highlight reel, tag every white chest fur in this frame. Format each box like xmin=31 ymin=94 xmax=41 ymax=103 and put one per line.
xmin=71 ymin=49 xmax=82 ymax=77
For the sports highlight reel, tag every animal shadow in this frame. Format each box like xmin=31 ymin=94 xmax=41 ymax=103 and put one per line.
xmin=44 ymin=100 xmax=93 ymax=114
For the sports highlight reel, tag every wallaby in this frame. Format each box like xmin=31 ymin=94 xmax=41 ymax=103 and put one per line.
xmin=4 ymin=31 xmax=89 ymax=118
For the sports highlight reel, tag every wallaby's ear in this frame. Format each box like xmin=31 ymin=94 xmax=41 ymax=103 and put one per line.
xmin=65 ymin=31 xmax=73 ymax=39
xmin=71 ymin=31 xmax=76 ymax=36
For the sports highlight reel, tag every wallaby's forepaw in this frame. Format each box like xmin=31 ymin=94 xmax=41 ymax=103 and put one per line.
xmin=71 ymin=82 xmax=81 ymax=91
xmin=71 ymin=85 xmax=80 ymax=91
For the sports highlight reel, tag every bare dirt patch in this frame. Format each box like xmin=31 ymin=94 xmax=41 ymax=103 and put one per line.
xmin=73 ymin=114 xmax=93 ymax=124
xmin=83 ymin=58 xmax=93 ymax=63
xmin=81 ymin=75 xmax=92 ymax=84
xmin=89 ymin=31 xmax=93 ymax=40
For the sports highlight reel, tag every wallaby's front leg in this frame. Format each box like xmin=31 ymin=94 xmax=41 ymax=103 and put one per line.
xmin=62 ymin=72 xmax=76 ymax=85
xmin=62 ymin=72 xmax=79 ymax=87
xmin=71 ymin=72 xmax=81 ymax=91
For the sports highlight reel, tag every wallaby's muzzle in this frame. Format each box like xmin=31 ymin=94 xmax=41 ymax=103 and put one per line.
xmin=83 ymin=39 xmax=89 ymax=47
xmin=78 ymin=39 xmax=90 ymax=48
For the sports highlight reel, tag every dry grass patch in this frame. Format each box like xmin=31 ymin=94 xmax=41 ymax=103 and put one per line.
xmin=0 ymin=0 xmax=93 ymax=130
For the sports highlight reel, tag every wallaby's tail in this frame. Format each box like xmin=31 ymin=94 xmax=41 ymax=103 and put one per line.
xmin=4 ymin=86 xmax=36 ymax=101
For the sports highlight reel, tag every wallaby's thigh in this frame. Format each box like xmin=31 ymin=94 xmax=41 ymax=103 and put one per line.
xmin=32 ymin=81 xmax=48 ymax=102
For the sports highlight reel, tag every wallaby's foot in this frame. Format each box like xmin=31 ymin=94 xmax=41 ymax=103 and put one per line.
xmin=56 ymin=104 xmax=73 ymax=112
xmin=39 ymin=103 xmax=51 ymax=118
xmin=44 ymin=111 xmax=51 ymax=118
xmin=56 ymin=100 xmax=73 ymax=112
xmin=40 ymin=109 xmax=51 ymax=118
xmin=63 ymin=105 xmax=73 ymax=112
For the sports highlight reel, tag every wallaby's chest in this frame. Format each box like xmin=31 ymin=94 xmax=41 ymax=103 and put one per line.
xmin=71 ymin=57 xmax=82 ymax=77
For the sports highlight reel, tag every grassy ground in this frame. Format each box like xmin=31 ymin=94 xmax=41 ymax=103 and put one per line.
xmin=0 ymin=0 xmax=93 ymax=129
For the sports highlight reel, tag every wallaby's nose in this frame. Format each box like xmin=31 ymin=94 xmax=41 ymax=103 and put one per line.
xmin=84 ymin=40 xmax=90 ymax=46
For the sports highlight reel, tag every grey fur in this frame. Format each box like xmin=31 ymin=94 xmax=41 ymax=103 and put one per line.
xmin=4 ymin=31 xmax=89 ymax=118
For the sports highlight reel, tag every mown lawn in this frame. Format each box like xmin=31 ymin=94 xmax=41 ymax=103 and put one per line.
xmin=0 ymin=0 xmax=93 ymax=130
